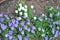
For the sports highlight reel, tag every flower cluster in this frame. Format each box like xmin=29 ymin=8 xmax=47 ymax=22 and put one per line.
xmin=0 ymin=3 xmax=60 ymax=40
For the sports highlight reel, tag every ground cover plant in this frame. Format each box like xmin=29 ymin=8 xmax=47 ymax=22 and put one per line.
xmin=0 ymin=3 xmax=60 ymax=40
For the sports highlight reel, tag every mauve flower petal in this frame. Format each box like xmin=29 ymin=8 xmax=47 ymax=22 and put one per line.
xmin=9 ymin=36 xmax=13 ymax=40
xmin=27 ymin=28 xmax=30 ymax=32
xmin=56 ymin=12 xmax=60 ymax=16
xmin=0 ymin=14 xmax=3 ymax=17
xmin=1 ymin=24 xmax=7 ymax=30
xmin=54 ymin=30 xmax=59 ymax=37
xmin=31 ymin=30 xmax=35 ymax=33
xmin=9 ymin=22 xmax=12 ymax=27
xmin=26 ymin=19 xmax=30 ymax=22
xmin=24 ymin=36 xmax=28 ymax=40
xmin=31 ymin=25 xmax=36 ymax=30
xmin=18 ymin=35 xmax=22 ymax=40
xmin=20 ymin=21 xmax=25 ymax=26
xmin=49 ymin=14 xmax=53 ymax=18
xmin=0 ymin=18 xmax=5 ymax=22
xmin=11 ymin=19 xmax=15 ymax=24
xmin=38 ymin=17 xmax=43 ymax=21
xmin=49 ymin=37 xmax=53 ymax=40
xmin=24 ymin=26 xmax=28 ymax=30
xmin=26 ymin=22 xmax=30 ymax=25
xmin=45 ymin=37 xmax=48 ymax=40
xmin=52 ymin=28 xmax=55 ymax=34
xmin=14 ymin=24 xmax=18 ymax=27
xmin=19 ymin=27 xmax=22 ymax=31
xmin=8 ymin=30 xmax=13 ymax=35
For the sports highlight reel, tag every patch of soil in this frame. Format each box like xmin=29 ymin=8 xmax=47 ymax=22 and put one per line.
xmin=0 ymin=0 xmax=18 ymax=15
xmin=25 ymin=0 xmax=60 ymax=16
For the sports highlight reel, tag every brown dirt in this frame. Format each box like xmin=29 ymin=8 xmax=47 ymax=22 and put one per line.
xmin=0 ymin=0 xmax=18 ymax=15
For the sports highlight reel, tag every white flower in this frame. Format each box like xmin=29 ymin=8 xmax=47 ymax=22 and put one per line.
xmin=24 ymin=5 xmax=28 ymax=9
xmin=18 ymin=8 xmax=21 ymax=11
xmin=42 ymin=14 xmax=45 ymax=16
xmin=19 ymin=3 xmax=22 ymax=7
xmin=21 ymin=31 xmax=24 ymax=35
xmin=42 ymin=29 xmax=45 ymax=32
xmin=49 ymin=7 xmax=53 ymax=10
xmin=24 ymin=9 xmax=27 ymax=12
xmin=15 ymin=10 xmax=18 ymax=13
xmin=41 ymin=34 xmax=45 ymax=37
xmin=24 ymin=13 xmax=28 ymax=17
xmin=19 ymin=12 xmax=23 ymax=15
xmin=18 ymin=17 xmax=21 ymax=20
xmin=31 ymin=5 xmax=34 ymax=9
xmin=38 ymin=27 xmax=41 ymax=31
xmin=21 ymin=7 xmax=25 ymax=10
xmin=34 ymin=17 xmax=37 ymax=20
xmin=5 ymin=34 xmax=8 ymax=37
xmin=45 ymin=18 xmax=47 ymax=20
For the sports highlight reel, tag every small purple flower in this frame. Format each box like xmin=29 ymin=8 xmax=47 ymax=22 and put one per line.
xmin=23 ymin=36 xmax=28 ymax=40
xmin=5 ymin=38 xmax=9 ymax=40
xmin=9 ymin=36 xmax=13 ymax=40
xmin=0 ymin=38 xmax=2 ymax=40
xmin=56 ymin=6 xmax=60 ymax=10
xmin=59 ymin=31 xmax=60 ymax=35
xmin=56 ymin=12 xmax=60 ymax=16
xmin=20 ymin=21 xmax=25 ymax=26
xmin=0 ymin=14 xmax=3 ymax=17
xmin=18 ymin=34 xmax=22 ymax=40
xmin=23 ymin=15 xmax=27 ymax=19
xmin=49 ymin=14 xmax=53 ymax=18
xmin=27 ymin=27 xmax=30 ymax=32
xmin=11 ymin=19 xmax=15 ymax=24
xmin=15 ymin=20 xmax=18 ymax=24
xmin=45 ymin=37 xmax=48 ymax=40
xmin=16 ymin=17 xmax=19 ymax=21
xmin=14 ymin=24 xmax=18 ymax=27
xmin=8 ymin=30 xmax=13 ymax=35
xmin=26 ymin=21 xmax=30 ymax=25
xmin=31 ymin=30 xmax=35 ymax=33
xmin=0 ymin=18 xmax=5 ymax=22
xmin=26 ymin=19 xmax=30 ymax=22
xmin=24 ymin=26 xmax=28 ymax=30
xmin=53 ymin=22 xmax=56 ymax=25
xmin=0 ymin=24 xmax=7 ymax=30
xmin=55 ymin=21 xmax=59 ymax=25
xmin=49 ymin=37 xmax=53 ymax=40
xmin=38 ymin=17 xmax=43 ymax=21
xmin=31 ymin=25 xmax=36 ymax=30
xmin=9 ymin=22 xmax=12 ymax=27
xmin=19 ymin=27 xmax=22 ymax=31
xmin=52 ymin=28 xmax=55 ymax=34
xmin=54 ymin=30 xmax=59 ymax=37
